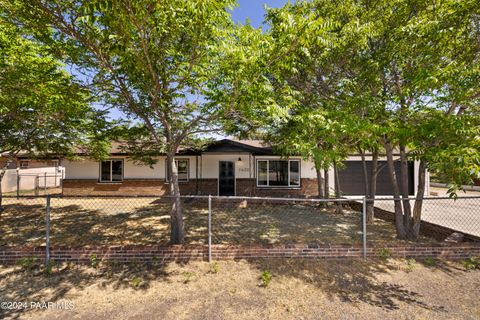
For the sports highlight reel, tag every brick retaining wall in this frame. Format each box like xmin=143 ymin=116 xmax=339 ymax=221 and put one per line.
xmin=1 ymin=244 xmax=479 ymax=265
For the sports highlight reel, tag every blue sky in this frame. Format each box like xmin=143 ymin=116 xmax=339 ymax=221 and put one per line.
xmin=231 ymin=0 xmax=290 ymax=27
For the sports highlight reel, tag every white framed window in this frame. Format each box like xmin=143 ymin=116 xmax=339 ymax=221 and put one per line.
xmin=166 ymin=159 xmax=189 ymax=183
xmin=256 ymin=159 xmax=300 ymax=187
xmin=100 ymin=159 xmax=123 ymax=182
xmin=19 ymin=160 xmax=29 ymax=169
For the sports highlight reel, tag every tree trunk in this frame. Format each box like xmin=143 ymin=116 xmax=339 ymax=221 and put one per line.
xmin=315 ymin=163 xmax=324 ymax=199
xmin=333 ymin=161 xmax=343 ymax=214
xmin=412 ymin=160 xmax=427 ymax=238
xmin=367 ymin=150 xmax=379 ymax=224
xmin=360 ymin=148 xmax=370 ymax=201
xmin=0 ymin=157 xmax=14 ymax=213
xmin=399 ymin=144 xmax=415 ymax=239
xmin=324 ymin=168 xmax=329 ymax=199
xmin=167 ymin=151 xmax=184 ymax=244
xmin=384 ymin=139 xmax=407 ymax=239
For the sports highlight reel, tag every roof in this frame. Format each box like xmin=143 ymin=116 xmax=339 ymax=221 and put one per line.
xmin=202 ymin=139 xmax=273 ymax=155
xmin=72 ymin=139 xmax=274 ymax=156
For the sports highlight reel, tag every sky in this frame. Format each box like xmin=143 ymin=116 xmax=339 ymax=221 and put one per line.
xmin=231 ymin=0 xmax=290 ymax=28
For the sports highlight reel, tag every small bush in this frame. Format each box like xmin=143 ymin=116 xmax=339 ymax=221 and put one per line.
xmin=378 ymin=248 xmax=392 ymax=261
xmin=462 ymin=257 xmax=479 ymax=271
xmin=131 ymin=277 xmax=142 ymax=288
xmin=44 ymin=260 xmax=56 ymax=277
xmin=16 ymin=257 xmax=37 ymax=271
xmin=404 ymin=259 xmax=416 ymax=272
xmin=261 ymin=269 xmax=272 ymax=288
xmin=423 ymin=257 xmax=436 ymax=267
xmin=209 ymin=262 xmax=220 ymax=274
xmin=90 ymin=254 xmax=99 ymax=269
xmin=182 ymin=271 xmax=196 ymax=284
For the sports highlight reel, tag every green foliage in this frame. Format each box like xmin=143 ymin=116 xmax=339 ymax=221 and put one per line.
xmin=90 ymin=254 xmax=99 ymax=269
xmin=260 ymin=269 xmax=272 ymax=288
xmin=44 ymin=260 xmax=56 ymax=277
xmin=378 ymin=248 xmax=392 ymax=261
xmin=462 ymin=257 xmax=479 ymax=271
xmin=182 ymin=271 xmax=196 ymax=284
xmin=423 ymin=257 xmax=436 ymax=267
xmin=130 ymin=277 xmax=143 ymax=288
xmin=209 ymin=262 xmax=220 ymax=274
xmin=0 ymin=22 xmax=111 ymax=162
xmin=16 ymin=256 xmax=37 ymax=271
xmin=404 ymin=259 xmax=416 ymax=273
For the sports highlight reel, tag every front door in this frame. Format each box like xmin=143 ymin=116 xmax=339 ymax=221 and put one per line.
xmin=219 ymin=161 xmax=235 ymax=196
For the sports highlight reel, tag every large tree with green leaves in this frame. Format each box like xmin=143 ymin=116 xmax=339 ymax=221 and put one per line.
xmin=2 ymin=0 xmax=244 ymax=243
xmin=0 ymin=22 xmax=108 ymax=209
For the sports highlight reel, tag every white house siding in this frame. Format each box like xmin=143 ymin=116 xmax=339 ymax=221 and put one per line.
xmin=63 ymin=159 xmax=100 ymax=179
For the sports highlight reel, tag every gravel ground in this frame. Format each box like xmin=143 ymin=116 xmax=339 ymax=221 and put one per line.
xmin=1 ymin=258 xmax=479 ymax=320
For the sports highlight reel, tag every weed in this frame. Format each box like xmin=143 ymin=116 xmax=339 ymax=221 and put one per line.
xmin=378 ymin=248 xmax=392 ymax=261
xmin=131 ymin=277 xmax=142 ymax=288
xmin=90 ymin=253 xmax=99 ymax=269
xmin=182 ymin=271 xmax=196 ymax=284
xmin=16 ymin=257 xmax=37 ymax=271
xmin=423 ymin=257 xmax=436 ymax=267
xmin=404 ymin=258 xmax=416 ymax=272
xmin=44 ymin=260 xmax=56 ymax=277
xmin=462 ymin=257 xmax=479 ymax=271
xmin=261 ymin=269 xmax=272 ymax=288
xmin=209 ymin=262 xmax=220 ymax=274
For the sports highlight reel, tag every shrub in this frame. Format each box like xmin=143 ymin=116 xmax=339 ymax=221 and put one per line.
xmin=44 ymin=260 xmax=56 ymax=277
xmin=90 ymin=253 xmax=99 ymax=269
xmin=16 ymin=257 xmax=37 ymax=271
xmin=462 ymin=257 xmax=479 ymax=271
xmin=423 ymin=257 xmax=436 ymax=267
xmin=131 ymin=277 xmax=142 ymax=288
xmin=378 ymin=248 xmax=392 ymax=261
xmin=261 ymin=269 xmax=272 ymax=288
xmin=209 ymin=262 xmax=220 ymax=274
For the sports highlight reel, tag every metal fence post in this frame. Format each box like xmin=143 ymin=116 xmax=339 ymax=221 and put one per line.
xmin=208 ymin=195 xmax=212 ymax=262
xmin=362 ymin=196 xmax=367 ymax=259
xmin=45 ymin=195 xmax=51 ymax=265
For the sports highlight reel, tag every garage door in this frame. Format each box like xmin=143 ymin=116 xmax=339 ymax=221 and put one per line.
xmin=338 ymin=161 xmax=414 ymax=196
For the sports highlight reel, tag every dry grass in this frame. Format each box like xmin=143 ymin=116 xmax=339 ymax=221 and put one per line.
xmin=1 ymin=197 xmax=434 ymax=247
xmin=1 ymin=258 xmax=479 ymax=320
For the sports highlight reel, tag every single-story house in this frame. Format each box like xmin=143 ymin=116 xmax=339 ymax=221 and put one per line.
xmin=61 ymin=139 xmax=426 ymax=197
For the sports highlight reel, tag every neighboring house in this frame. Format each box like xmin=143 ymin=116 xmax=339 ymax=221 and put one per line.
xmin=0 ymin=154 xmax=63 ymax=193
xmin=61 ymin=139 xmax=424 ymax=197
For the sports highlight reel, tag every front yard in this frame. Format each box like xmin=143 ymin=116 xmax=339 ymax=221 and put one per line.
xmin=1 ymin=258 xmax=479 ymax=320
xmin=0 ymin=197 xmax=435 ymax=247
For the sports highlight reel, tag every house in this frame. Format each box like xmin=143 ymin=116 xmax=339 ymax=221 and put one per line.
xmin=61 ymin=139 xmax=424 ymax=197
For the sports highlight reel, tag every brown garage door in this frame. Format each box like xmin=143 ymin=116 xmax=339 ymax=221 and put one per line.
xmin=338 ymin=161 xmax=414 ymax=196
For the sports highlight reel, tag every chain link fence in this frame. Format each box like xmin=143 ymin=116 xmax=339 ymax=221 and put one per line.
xmin=1 ymin=195 xmax=479 ymax=263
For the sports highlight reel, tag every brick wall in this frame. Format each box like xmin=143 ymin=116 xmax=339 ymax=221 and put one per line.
xmin=1 ymin=243 xmax=479 ymax=265
xmin=62 ymin=178 xmax=320 ymax=197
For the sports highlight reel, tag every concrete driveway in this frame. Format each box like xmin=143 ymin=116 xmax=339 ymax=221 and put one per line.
xmin=374 ymin=187 xmax=480 ymax=238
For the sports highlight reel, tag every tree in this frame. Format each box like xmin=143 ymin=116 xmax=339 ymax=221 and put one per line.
xmin=3 ymin=0 xmax=242 ymax=243
xmin=0 ymin=22 xmax=108 ymax=209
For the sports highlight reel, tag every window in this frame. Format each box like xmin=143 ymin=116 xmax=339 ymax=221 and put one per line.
xmin=256 ymin=159 xmax=300 ymax=187
xmin=166 ymin=159 xmax=189 ymax=182
xmin=19 ymin=160 xmax=29 ymax=169
xmin=100 ymin=160 xmax=123 ymax=182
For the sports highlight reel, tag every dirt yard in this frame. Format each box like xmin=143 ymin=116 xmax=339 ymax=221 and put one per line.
xmin=1 ymin=258 xmax=479 ymax=320
xmin=0 ymin=197 xmax=434 ymax=247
